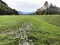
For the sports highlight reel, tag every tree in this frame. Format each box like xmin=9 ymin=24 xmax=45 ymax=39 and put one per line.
xmin=44 ymin=1 xmax=49 ymax=9
xmin=50 ymin=3 xmax=53 ymax=8
xmin=43 ymin=1 xmax=49 ymax=14
xmin=0 ymin=0 xmax=19 ymax=15
xmin=35 ymin=1 xmax=60 ymax=15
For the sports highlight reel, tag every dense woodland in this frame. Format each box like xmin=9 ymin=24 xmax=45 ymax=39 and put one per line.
xmin=0 ymin=0 xmax=19 ymax=15
xmin=35 ymin=1 xmax=60 ymax=15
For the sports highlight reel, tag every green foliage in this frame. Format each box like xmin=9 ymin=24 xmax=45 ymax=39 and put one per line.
xmin=35 ymin=1 xmax=60 ymax=15
xmin=0 ymin=0 xmax=19 ymax=15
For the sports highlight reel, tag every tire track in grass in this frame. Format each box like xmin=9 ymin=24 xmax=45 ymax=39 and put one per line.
xmin=18 ymin=22 xmax=33 ymax=45
xmin=0 ymin=22 xmax=34 ymax=45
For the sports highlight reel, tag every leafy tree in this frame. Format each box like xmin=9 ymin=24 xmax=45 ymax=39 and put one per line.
xmin=0 ymin=0 xmax=19 ymax=15
xmin=44 ymin=1 xmax=49 ymax=9
xmin=35 ymin=1 xmax=60 ymax=15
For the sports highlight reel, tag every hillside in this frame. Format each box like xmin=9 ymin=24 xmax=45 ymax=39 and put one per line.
xmin=0 ymin=15 xmax=60 ymax=45
xmin=0 ymin=0 xmax=19 ymax=15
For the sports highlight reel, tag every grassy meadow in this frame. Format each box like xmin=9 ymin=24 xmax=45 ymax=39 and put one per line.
xmin=0 ymin=15 xmax=60 ymax=45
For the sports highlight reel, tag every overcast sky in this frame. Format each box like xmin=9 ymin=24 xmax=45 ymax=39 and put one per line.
xmin=2 ymin=0 xmax=60 ymax=12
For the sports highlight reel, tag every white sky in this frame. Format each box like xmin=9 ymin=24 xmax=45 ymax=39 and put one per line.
xmin=2 ymin=0 xmax=60 ymax=12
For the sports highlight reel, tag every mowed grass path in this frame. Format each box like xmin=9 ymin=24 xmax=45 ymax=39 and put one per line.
xmin=0 ymin=15 xmax=60 ymax=45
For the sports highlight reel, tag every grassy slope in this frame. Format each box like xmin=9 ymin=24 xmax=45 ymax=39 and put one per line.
xmin=37 ymin=15 xmax=60 ymax=27
xmin=0 ymin=15 xmax=60 ymax=45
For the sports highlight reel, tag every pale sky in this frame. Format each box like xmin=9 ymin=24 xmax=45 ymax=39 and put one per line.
xmin=2 ymin=0 xmax=60 ymax=12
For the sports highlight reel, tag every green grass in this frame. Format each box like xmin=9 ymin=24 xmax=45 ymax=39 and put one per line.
xmin=37 ymin=15 xmax=60 ymax=27
xmin=0 ymin=15 xmax=60 ymax=45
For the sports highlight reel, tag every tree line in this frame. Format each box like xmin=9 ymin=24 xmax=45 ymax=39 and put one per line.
xmin=0 ymin=0 xmax=19 ymax=15
xmin=35 ymin=1 xmax=60 ymax=15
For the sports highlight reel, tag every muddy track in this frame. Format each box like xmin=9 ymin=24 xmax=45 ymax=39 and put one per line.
xmin=0 ymin=22 xmax=34 ymax=45
xmin=18 ymin=23 xmax=33 ymax=45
